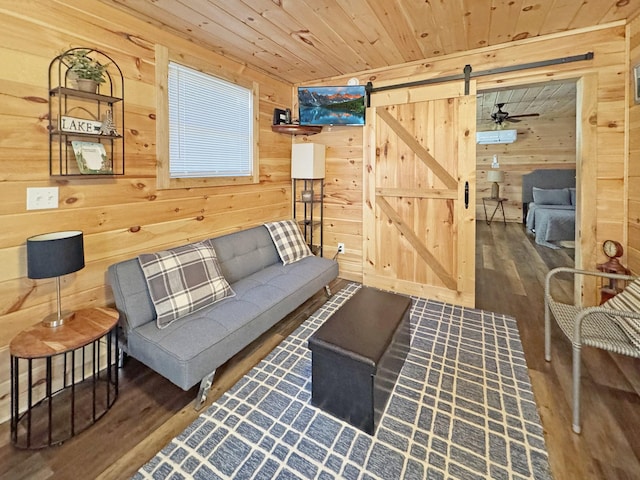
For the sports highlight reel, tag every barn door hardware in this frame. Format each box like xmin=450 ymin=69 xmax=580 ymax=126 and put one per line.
xmin=366 ymin=52 xmax=593 ymax=100
xmin=463 ymin=65 xmax=472 ymax=95
xmin=465 ymin=182 xmax=469 ymax=209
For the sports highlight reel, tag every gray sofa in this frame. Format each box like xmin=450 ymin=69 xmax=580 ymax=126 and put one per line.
xmin=108 ymin=225 xmax=338 ymax=408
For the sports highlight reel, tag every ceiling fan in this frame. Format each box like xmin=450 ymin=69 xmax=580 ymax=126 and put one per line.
xmin=491 ymin=103 xmax=540 ymax=124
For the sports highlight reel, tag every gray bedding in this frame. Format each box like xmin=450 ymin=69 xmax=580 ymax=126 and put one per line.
xmin=526 ymin=203 xmax=575 ymax=249
xmin=521 ymin=169 xmax=576 ymax=223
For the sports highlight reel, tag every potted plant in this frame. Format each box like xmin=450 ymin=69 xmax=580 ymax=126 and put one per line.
xmin=62 ymin=49 xmax=109 ymax=93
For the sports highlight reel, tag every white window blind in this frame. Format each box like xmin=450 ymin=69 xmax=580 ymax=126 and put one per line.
xmin=168 ymin=62 xmax=253 ymax=178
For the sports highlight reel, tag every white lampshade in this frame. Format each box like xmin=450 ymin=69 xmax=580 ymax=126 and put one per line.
xmin=486 ymin=170 xmax=505 ymax=183
xmin=292 ymin=143 xmax=325 ymax=179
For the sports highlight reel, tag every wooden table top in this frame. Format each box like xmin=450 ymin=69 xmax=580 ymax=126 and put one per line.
xmin=10 ymin=307 xmax=119 ymax=359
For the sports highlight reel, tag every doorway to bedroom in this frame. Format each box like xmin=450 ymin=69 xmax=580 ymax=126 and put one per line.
xmin=475 ymin=80 xmax=578 ymax=314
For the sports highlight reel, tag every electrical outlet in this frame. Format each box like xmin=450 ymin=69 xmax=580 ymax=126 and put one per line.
xmin=337 ymin=243 xmax=345 ymax=254
xmin=26 ymin=187 xmax=59 ymax=210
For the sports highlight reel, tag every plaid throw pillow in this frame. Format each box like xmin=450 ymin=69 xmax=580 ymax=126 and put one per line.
xmin=603 ymin=278 xmax=640 ymax=349
xmin=138 ymin=240 xmax=234 ymax=328
xmin=264 ymin=220 xmax=312 ymax=265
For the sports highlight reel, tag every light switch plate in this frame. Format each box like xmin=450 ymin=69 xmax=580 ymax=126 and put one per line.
xmin=26 ymin=187 xmax=59 ymax=210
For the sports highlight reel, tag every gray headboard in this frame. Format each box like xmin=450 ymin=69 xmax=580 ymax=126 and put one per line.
xmin=521 ymin=168 xmax=576 ymax=222
xmin=522 ymin=169 xmax=576 ymax=204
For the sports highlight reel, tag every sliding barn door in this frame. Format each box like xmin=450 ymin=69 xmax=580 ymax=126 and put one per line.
xmin=363 ymin=82 xmax=476 ymax=306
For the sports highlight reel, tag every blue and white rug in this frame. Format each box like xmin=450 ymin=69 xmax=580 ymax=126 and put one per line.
xmin=135 ymin=283 xmax=552 ymax=479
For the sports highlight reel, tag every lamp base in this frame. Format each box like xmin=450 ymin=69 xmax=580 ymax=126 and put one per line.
xmin=42 ymin=310 xmax=75 ymax=328
xmin=491 ymin=182 xmax=500 ymax=199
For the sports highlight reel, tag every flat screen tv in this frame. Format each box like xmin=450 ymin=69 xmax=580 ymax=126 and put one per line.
xmin=298 ymin=85 xmax=366 ymax=126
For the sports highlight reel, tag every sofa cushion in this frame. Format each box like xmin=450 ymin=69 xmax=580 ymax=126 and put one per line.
xmin=264 ymin=219 xmax=312 ymax=265
xmin=138 ymin=240 xmax=234 ymax=328
xmin=210 ymin=226 xmax=280 ymax=284
xmin=109 ymin=227 xmax=281 ymax=332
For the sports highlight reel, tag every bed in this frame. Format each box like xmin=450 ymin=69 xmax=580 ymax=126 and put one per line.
xmin=522 ymin=169 xmax=576 ymax=249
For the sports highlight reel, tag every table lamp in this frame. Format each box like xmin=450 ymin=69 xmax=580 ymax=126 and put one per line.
xmin=27 ymin=230 xmax=85 ymax=327
xmin=487 ymin=170 xmax=505 ymax=199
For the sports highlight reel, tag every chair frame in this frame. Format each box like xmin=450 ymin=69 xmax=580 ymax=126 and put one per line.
xmin=544 ymin=267 xmax=640 ymax=434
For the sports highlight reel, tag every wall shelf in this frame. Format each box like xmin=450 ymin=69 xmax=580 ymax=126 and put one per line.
xmin=50 ymin=87 xmax=123 ymax=104
xmin=271 ymin=124 xmax=322 ymax=135
xmin=48 ymin=48 xmax=125 ymax=176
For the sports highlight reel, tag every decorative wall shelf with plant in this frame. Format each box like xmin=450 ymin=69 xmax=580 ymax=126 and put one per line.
xmin=48 ymin=48 xmax=125 ymax=176
xmin=62 ymin=49 xmax=111 ymax=93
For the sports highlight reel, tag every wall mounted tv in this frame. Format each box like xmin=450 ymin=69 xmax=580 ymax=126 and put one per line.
xmin=298 ymin=86 xmax=366 ymax=126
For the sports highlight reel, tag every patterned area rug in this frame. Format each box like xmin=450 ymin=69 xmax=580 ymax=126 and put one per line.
xmin=135 ymin=283 xmax=552 ymax=480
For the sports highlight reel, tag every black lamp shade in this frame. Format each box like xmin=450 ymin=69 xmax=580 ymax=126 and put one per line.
xmin=27 ymin=231 xmax=85 ymax=279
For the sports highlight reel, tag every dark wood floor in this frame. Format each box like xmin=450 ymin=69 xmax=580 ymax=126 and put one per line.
xmin=475 ymin=222 xmax=640 ymax=480
xmin=1 ymin=222 xmax=639 ymax=479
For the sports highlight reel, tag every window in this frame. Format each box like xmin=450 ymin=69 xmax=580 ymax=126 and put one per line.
xmin=156 ymin=45 xmax=259 ymax=189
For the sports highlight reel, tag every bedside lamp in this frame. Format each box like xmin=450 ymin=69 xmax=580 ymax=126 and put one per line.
xmin=27 ymin=230 xmax=85 ymax=327
xmin=487 ymin=170 xmax=505 ymax=199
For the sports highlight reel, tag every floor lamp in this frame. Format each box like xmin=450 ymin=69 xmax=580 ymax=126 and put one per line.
xmin=292 ymin=143 xmax=326 ymax=201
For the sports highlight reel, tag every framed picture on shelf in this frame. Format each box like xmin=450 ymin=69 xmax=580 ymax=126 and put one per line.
xmin=71 ymin=141 xmax=112 ymax=174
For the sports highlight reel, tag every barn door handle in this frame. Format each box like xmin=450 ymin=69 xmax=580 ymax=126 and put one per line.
xmin=465 ymin=181 xmax=469 ymax=209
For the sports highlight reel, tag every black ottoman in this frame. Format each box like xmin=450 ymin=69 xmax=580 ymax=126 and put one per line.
xmin=308 ymin=286 xmax=411 ymax=435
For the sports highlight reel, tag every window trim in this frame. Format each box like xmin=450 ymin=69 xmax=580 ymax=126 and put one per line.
xmin=155 ymin=44 xmax=259 ymax=189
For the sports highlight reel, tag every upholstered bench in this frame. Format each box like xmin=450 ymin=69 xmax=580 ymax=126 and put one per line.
xmin=308 ymin=286 xmax=411 ymax=434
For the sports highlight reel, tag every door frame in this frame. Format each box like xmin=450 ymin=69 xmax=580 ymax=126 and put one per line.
xmin=475 ymin=73 xmax=597 ymax=306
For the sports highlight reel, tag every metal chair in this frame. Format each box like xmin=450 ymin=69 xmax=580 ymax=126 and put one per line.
xmin=544 ymin=267 xmax=640 ymax=433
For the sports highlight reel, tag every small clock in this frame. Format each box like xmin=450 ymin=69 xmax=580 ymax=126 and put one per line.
xmin=597 ymin=240 xmax=629 ymax=304
xmin=603 ymin=240 xmax=623 ymax=259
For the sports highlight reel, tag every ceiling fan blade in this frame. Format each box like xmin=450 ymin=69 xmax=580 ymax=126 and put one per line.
xmin=508 ymin=113 xmax=540 ymax=119
xmin=506 ymin=118 xmax=522 ymax=123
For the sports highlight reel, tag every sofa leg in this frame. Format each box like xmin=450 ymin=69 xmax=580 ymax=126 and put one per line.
xmin=117 ymin=350 xmax=126 ymax=368
xmin=194 ymin=369 xmax=216 ymax=411
xmin=325 ymin=285 xmax=332 ymax=297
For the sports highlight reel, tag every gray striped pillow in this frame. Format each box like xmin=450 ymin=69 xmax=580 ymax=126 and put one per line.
xmin=603 ymin=278 xmax=640 ymax=349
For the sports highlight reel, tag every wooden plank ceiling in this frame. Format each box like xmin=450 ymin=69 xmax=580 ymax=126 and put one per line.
xmin=477 ymin=82 xmax=577 ymax=129
xmin=101 ymin=0 xmax=640 ymax=85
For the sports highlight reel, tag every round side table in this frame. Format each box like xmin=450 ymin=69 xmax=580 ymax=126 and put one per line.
xmin=10 ymin=307 xmax=120 ymax=449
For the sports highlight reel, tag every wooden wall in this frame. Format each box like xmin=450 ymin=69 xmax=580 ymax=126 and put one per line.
xmin=476 ymin=115 xmax=577 ymax=223
xmin=0 ymin=1 xmax=293 ymax=423
xmin=0 ymin=3 xmax=633 ymax=424
xmin=628 ymin=15 xmax=640 ymax=274
xmin=298 ymin=24 xmax=628 ymax=302
xmin=292 ymin=130 xmax=363 ymax=283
